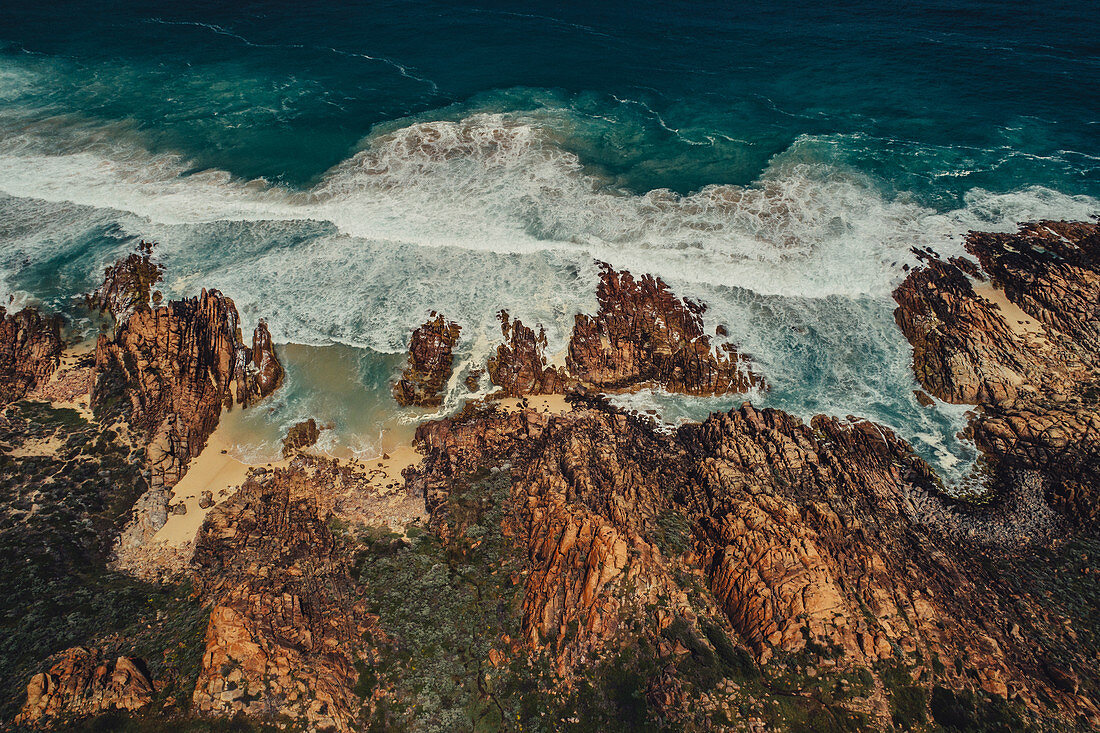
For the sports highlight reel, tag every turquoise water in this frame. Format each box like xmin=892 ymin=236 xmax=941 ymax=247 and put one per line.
xmin=0 ymin=1 xmax=1097 ymax=476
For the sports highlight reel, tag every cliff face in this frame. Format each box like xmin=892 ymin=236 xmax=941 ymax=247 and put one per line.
xmin=0 ymin=306 xmax=62 ymax=406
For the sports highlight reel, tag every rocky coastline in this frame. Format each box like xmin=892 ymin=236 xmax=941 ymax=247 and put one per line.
xmin=1 ymin=220 xmax=1098 ymax=731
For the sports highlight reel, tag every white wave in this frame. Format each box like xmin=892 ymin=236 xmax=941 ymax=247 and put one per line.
xmin=2 ymin=111 xmax=1095 ymax=312
xmin=2 ymin=108 xmax=1093 ymax=481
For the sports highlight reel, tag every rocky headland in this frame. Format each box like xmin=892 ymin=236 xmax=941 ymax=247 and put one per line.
xmin=2 ymin=221 xmax=1098 ymax=731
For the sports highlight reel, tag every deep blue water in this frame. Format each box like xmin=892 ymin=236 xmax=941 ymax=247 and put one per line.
xmin=0 ymin=0 xmax=1096 ymax=474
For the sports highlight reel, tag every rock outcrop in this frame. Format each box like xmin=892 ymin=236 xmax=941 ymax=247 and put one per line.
xmin=892 ymin=253 xmax=1050 ymax=404
xmin=486 ymin=310 xmax=568 ymax=397
xmin=895 ymin=221 xmax=1100 ymax=533
xmin=94 ymin=288 xmax=282 ymax=488
xmin=0 ymin=306 xmax=62 ymax=406
xmin=282 ymin=418 xmax=322 ymax=457
xmin=393 ymin=313 xmax=461 ymax=407
xmin=87 ymin=240 xmax=165 ymax=323
xmin=84 ymin=247 xmax=285 ymax=563
xmin=894 ymin=221 xmax=1099 ymax=405
xmin=967 ymin=221 xmax=1100 ymax=363
xmin=190 ymin=462 xmax=371 ymax=732
xmin=15 ymin=647 xmax=155 ymax=726
xmin=407 ymin=390 xmax=1098 ymax=726
xmin=566 ymin=265 xmax=765 ymax=395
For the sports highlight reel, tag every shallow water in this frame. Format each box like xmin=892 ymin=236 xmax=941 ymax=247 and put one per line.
xmin=0 ymin=0 xmax=1096 ymax=479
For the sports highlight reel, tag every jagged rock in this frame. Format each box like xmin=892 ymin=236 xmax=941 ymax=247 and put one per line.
xmin=486 ymin=310 xmax=568 ymax=397
xmin=393 ymin=313 xmax=461 ymax=407
xmin=282 ymin=418 xmax=321 ymax=457
xmin=408 ymin=391 xmax=1098 ymax=723
xmin=15 ymin=647 xmax=154 ymax=726
xmin=966 ymin=221 xmax=1100 ymax=363
xmin=84 ymin=249 xmax=284 ymax=563
xmin=199 ymin=490 xmax=215 ymax=509
xmin=464 ymin=368 xmax=483 ymax=392
xmin=190 ymin=463 xmax=369 ymax=732
xmin=971 ymin=399 xmax=1100 ymax=525
xmin=892 ymin=253 xmax=1049 ymax=404
xmin=86 ymin=240 xmax=165 ymax=323
xmin=0 ymin=306 xmax=62 ymax=406
xmin=895 ymin=220 xmax=1100 ymax=532
xmin=894 ymin=221 xmax=1100 ymax=405
xmin=94 ymin=288 xmax=282 ymax=490
xmin=247 ymin=319 xmax=283 ymax=404
xmin=566 ymin=264 xmax=765 ymax=395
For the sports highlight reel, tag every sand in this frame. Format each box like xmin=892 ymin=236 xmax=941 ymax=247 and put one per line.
xmin=973 ymin=283 xmax=1048 ymax=343
xmin=152 ymin=409 xmax=427 ymax=548
xmin=151 ymin=426 xmax=266 ymax=548
xmin=9 ymin=434 xmax=66 ymax=458
xmin=492 ymin=394 xmax=571 ymax=414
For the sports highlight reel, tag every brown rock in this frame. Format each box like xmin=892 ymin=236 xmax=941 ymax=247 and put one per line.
xmin=407 ymin=387 xmax=1095 ymax=721
xmin=94 ymin=287 xmax=282 ymax=489
xmin=486 ymin=310 xmax=568 ymax=397
xmin=0 ymin=306 xmax=62 ymax=406
xmin=246 ymin=319 xmax=283 ymax=404
xmin=86 ymin=240 xmax=165 ymax=323
xmin=566 ymin=263 xmax=765 ymax=395
xmin=190 ymin=463 xmax=367 ymax=732
xmin=15 ymin=647 xmax=154 ymax=726
xmin=282 ymin=418 xmax=322 ymax=457
xmin=892 ymin=251 xmax=1048 ymax=404
xmin=393 ymin=313 xmax=461 ymax=407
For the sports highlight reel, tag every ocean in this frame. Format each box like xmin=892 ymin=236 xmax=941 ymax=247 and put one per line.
xmin=0 ymin=0 xmax=1096 ymax=477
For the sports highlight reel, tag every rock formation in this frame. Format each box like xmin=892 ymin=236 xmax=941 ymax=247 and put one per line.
xmin=282 ymin=417 xmax=322 ymax=457
xmin=190 ymin=462 xmax=371 ymax=732
xmin=407 ymin=389 xmax=1097 ymax=726
xmin=894 ymin=221 xmax=1099 ymax=405
xmin=87 ymin=240 xmax=165 ymax=323
xmin=393 ymin=313 xmax=461 ymax=407
xmin=486 ymin=310 xmax=568 ymax=397
xmin=566 ymin=265 xmax=765 ymax=395
xmin=895 ymin=220 xmax=1100 ymax=533
xmin=83 ymin=247 xmax=285 ymax=564
xmin=8 ymin=223 xmax=1100 ymax=730
xmin=967 ymin=221 xmax=1100 ymax=363
xmin=0 ymin=306 xmax=62 ymax=406
xmin=14 ymin=647 xmax=155 ymax=726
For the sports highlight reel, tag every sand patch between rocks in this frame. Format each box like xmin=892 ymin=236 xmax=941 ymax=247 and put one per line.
xmin=974 ymin=283 xmax=1048 ymax=343
xmin=492 ymin=394 xmax=571 ymax=414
